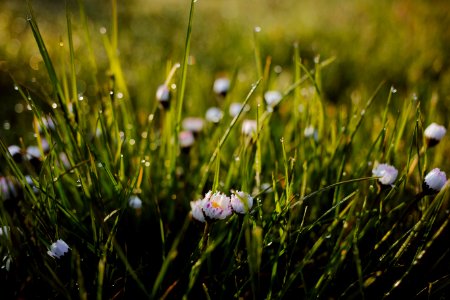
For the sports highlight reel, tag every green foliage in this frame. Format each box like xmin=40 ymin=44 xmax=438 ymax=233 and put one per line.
xmin=0 ymin=0 xmax=449 ymax=299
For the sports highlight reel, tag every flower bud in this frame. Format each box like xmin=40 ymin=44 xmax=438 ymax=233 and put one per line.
xmin=424 ymin=123 xmax=446 ymax=147
xmin=205 ymin=107 xmax=223 ymax=123
xmin=47 ymin=239 xmax=70 ymax=259
xmin=242 ymin=120 xmax=257 ymax=136
xmin=156 ymin=84 xmax=171 ymax=109
xmin=7 ymin=145 xmax=23 ymax=163
xmin=264 ymin=90 xmax=282 ymax=112
xmin=230 ymin=191 xmax=253 ymax=214
xmin=423 ymin=168 xmax=447 ymax=194
xmin=213 ymin=77 xmax=230 ymax=97
xmin=372 ymin=163 xmax=398 ymax=186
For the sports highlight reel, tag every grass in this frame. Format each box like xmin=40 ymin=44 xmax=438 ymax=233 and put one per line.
xmin=0 ymin=0 xmax=449 ymax=299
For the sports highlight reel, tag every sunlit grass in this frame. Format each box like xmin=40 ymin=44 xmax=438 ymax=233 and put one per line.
xmin=0 ymin=0 xmax=449 ymax=299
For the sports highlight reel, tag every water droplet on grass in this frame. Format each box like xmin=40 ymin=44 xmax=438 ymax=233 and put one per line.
xmin=14 ymin=85 xmax=19 ymax=91
xmin=3 ymin=121 xmax=11 ymax=130
xmin=52 ymin=103 xmax=58 ymax=109
xmin=254 ymin=26 xmax=261 ymax=32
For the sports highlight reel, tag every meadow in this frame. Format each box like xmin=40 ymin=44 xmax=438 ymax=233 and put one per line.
xmin=0 ymin=0 xmax=449 ymax=299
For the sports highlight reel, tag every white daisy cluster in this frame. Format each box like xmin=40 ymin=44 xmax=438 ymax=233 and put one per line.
xmin=190 ymin=190 xmax=254 ymax=222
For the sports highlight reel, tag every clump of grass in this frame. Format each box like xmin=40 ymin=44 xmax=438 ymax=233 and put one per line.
xmin=0 ymin=1 xmax=449 ymax=299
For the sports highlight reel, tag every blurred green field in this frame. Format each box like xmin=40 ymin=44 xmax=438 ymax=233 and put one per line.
xmin=0 ymin=0 xmax=449 ymax=299
xmin=2 ymin=0 xmax=450 ymax=120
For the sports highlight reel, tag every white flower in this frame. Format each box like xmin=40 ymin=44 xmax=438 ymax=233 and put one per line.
xmin=213 ymin=77 xmax=230 ymax=96
xmin=229 ymin=102 xmax=250 ymax=118
xmin=424 ymin=168 xmax=447 ymax=192
xmin=424 ymin=123 xmax=446 ymax=146
xmin=47 ymin=239 xmax=70 ymax=259
xmin=0 ymin=177 xmax=18 ymax=200
xmin=179 ymin=131 xmax=195 ymax=148
xmin=26 ymin=146 xmax=41 ymax=160
xmin=242 ymin=120 xmax=257 ymax=136
xmin=372 ymin=163 xmax=398 ymax=185
xmin=190 ymin=198 xmax=207 ymax=223
xmin=264 ymin=90 xmax=282 ymax=110
xmin=38 ymin=115 xmax=55 ymax=133
xmin=304 ymin=125 xmax=318 ymax=141
xmin=156 ymin=84 xmax=171 ymax=108
xmin=128 ymin=195 xmax=142 ymax=209
xmin=205 ymin=107 xmax=223 ymax=123
xmin=182 ymin=117 xmax=204 ymax=133
xmin=8 ymin=145 xmax=22 ymax=162
xmin=230 ymin=191 xmax=253 ymax=214
xmin=203 ymin=191 xmax=232 ymax=220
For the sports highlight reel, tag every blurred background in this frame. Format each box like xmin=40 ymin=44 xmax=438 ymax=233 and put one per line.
xmin=1 ymin=0 xmax=450 ymax=141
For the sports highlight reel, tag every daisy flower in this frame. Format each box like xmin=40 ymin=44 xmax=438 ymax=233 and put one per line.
xmin=424 ymin=123 xmax=446 ymax=147
xmin=230 ymin=191 xmax=253 ymax=214
xmin=47 ymin=239 xmax=70 ymax=259
xmin=372 ymin=163 xmax=398 ymax=185
xmin=242 ymin=120 xmax=257 ymax=136
xmin=156 ymin=84 xmax=171 ymax=109
xmin=213 ymin=77 xmax=230 ymax=97
xmin=205 ymin=107 xmax=223 ymax=123
xmin=128 ymin=195 xmax=143 ymax=209
xmin=423 ymin=168 xmax=447 ymax=193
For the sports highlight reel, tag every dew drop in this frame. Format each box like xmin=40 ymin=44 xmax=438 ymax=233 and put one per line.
xmin=52 ymin=103 xmax=58 ymax=109
xmin=14 ymin=85 xmax=19 ymax=91
xmin=15 ymin=103 xmax=24 ymax=113
xmin=390 ymin=86 xmax=397 ymax=94
xmin=99 ymin=27 xmax=107 ymax=34
xmin=274 ymin=65 xmax=283 ymax=73
xmin=3 ymin=121 xmax=11 ymax=130
xmin=254 ymin=26 xmax=261 ymax=32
